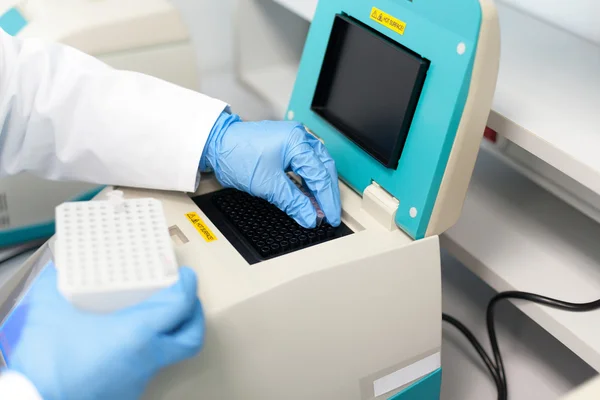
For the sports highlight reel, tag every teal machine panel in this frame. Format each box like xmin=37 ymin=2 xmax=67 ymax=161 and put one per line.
xmin=389 ymin=369 xmax=442 ymax=400
xmin=286 ymin=0 xmax=483 ymax=239
xmin=0 ymin=7 xmax=28 ymax=36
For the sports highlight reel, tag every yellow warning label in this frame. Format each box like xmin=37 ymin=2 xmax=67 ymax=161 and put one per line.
xmin=370 ymin=7 xmax=406 ymax=36
xmin=185 ymin=212 xmax=217 ymax=242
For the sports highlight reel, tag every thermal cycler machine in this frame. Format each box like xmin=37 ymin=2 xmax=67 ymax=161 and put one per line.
xmin=0 ymin=0 xmax=500 ymax=399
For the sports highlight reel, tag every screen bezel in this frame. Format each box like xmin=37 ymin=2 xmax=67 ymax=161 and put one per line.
xmin=311 ymin=14 xmax=430 ymax=169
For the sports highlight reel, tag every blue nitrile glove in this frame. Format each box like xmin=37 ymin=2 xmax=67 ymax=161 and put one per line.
xmin=6 ymin=262 xmax=204 ymax=400
xmin=201 ymin=112 xmax=342 ymax=228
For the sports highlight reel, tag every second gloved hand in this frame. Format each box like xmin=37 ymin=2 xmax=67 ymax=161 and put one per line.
xmin=201 ymin=113 xmax=342 ymax=228
xmin=6 ymin=263 xmax=204 ymax=400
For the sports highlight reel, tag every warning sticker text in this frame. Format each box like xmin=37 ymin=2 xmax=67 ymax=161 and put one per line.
xmin=185 ymin=212 xmax=218 ymax=242
xmin=370 ymin=7 xmax=406 ymax=36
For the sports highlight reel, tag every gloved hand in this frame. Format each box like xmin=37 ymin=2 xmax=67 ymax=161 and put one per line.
xmin=6 ymin=262 xmax=204 ymax=400
xmin=201 ymin=112 xmax=342 ymax=228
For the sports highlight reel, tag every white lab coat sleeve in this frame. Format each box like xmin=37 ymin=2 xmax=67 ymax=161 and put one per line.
xmin=0 ymin=29 xmax=228 ymax=192
xmin=0 ymin=371 xmax=42 ymax=400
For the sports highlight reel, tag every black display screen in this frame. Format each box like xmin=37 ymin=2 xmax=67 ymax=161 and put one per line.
xmin=311 ymin=14 xmax=429 ymax=169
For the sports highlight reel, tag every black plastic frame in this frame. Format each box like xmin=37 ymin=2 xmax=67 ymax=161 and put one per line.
xmin=311 ymin=14 xmax=430 ymax=169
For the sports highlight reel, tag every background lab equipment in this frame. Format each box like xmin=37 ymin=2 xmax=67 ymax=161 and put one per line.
xmin=0 ymin=0 xmax=198 ymax=247
xmin=0 ymin=0 xmax=500 ymax=398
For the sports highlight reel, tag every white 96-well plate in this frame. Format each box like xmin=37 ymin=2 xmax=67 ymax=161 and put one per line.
xmin=54 ymin=192 xmax=179 ymax=313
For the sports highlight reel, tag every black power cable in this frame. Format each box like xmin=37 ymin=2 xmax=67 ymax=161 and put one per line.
xmin=488 ymin=292 xmax=600 ymax=399
xmin=442 ymin=313 xmax=502 ymax=391
xmin=444 ymin=292 xmax=600 ymax=400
